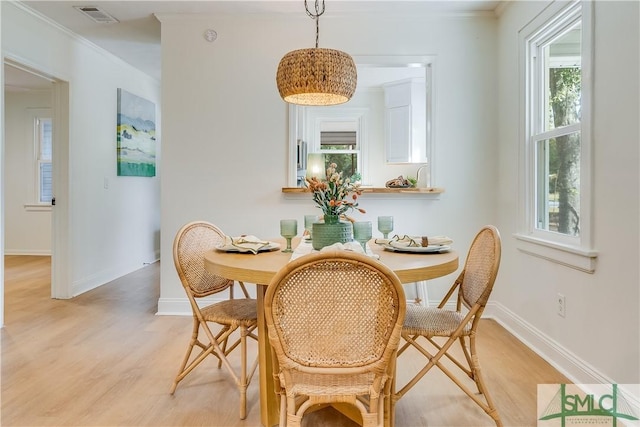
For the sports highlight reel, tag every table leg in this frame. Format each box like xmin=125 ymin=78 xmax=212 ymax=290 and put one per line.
xmin=257 ymin=285 xmax=279 ymax=427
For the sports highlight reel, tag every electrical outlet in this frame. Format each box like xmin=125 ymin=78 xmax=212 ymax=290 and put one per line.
xmin=557 ymin=293 xmax=566 ymax=317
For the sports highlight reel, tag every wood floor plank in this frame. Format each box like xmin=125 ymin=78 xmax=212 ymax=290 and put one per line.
xmin=1 ymin=256 xmax=569 ymax=426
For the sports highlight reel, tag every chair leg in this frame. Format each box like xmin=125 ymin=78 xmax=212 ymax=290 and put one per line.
xmin=172 ymin=316 xmax=259 ymax=422
xmin=458 ymin=336 xmax=478 ymax=390
xmin=468 ymin=334 xmax=502 ymax=427
xmin=215 ymin=326 xmax=232 ymax=369
xmin=396 ymin=333 xmax=458 ymax=399
xmin=279 ymin=392 xmax=287 ymax=427
xmin=398 ymin=334 xmax=503 ymax=427
xmin=239 ymin=326 xmax=248 ymax=420
xmin=170 ymin=318 xmax=204 ymax=394
xmin=425 ymin=336 xmax=473 ymax=379
xmin=288 ymin=395 xmax=303 ymax=427
xmin=440 ymin=334 xmax=503 ymax=427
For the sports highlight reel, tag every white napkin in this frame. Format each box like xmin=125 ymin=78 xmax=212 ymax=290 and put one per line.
xmin=320 ymin=242 xmax=363 ymax=253
xmin=385 ymin=235 xmax=453 ymax=248
xmin=218 ymin=235 xmax=270 ymax=254
xmin=290 ymin=240 xmax=379 ymax=260
xmin=319 ymin=242 xmax=380 ymax=259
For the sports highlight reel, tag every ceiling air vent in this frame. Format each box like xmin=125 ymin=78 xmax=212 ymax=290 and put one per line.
xmin=73 ymin=6 xmax=119 ymax=24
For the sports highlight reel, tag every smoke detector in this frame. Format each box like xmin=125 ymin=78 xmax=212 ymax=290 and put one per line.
xmin=73 ymin=6 xmax=119 ymax=24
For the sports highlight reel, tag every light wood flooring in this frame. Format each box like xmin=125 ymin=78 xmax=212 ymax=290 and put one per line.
xmin=1 ymin=255 xmax=569 ymax=426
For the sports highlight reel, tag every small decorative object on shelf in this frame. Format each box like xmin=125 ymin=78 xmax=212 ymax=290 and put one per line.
xmin=385 ymin=175 xmax=413 ymax=188
xmin=306 ymin=163 xmax=365 ymax=250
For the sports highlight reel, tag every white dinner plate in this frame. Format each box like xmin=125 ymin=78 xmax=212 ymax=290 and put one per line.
xmin=382 ymin=244 xmax=451 ymax=254
xmin=217 ymin=241 xmax=281 ymax=253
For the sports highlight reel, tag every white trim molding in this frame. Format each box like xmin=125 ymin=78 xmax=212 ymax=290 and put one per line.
xmin=4 ymin=249 xmax=51 ymax=256
xmin=24 ymin=204 xmax=52 ymax=212
xmin=515 ymin=232 xmax=598 ymax=273
xmin=157 ymin=296 xmax=227 ymax=316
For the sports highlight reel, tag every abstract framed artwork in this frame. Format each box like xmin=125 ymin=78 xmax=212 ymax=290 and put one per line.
xmin=116 ymin=88 xmax=156 ymax=177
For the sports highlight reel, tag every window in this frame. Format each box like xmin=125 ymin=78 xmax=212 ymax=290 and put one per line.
xmin=299 ymin=108 xmax=369 ymax=185
xmin=36 ymin=117 xmax=53 ymax=204
xmin=533 ymin=15 xmax=581 ymax=237
xmin=519 ymin=1 xmax=596 ymax=272
xmin=319 ymin=128 xmax=359 ymax=180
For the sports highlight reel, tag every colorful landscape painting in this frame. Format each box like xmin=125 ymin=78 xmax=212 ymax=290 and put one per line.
xmin=116 ymin=88 xmax=156 ymax=177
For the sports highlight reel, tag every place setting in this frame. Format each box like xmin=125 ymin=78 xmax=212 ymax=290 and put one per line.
xmin=373 ymin=216 xmax=453 ymax=254
xmin=215 ymin=234 xmax=281 ymax=254
xmin=215 ymin=218 xmax=303 ymax=255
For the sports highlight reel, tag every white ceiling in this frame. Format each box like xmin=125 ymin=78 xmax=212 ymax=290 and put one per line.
xmin=6 ymin=1 xmax=502 ymax=88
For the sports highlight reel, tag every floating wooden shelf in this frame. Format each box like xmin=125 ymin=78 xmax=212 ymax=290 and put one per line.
xmin=282 ymin=187 xmax=445 ymax=194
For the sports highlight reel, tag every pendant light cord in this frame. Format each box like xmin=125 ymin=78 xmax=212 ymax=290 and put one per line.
xmin=305 ymin=0 xmax=325 ymax=48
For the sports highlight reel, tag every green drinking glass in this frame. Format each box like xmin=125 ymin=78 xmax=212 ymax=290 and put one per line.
xmin=353 ymin=221 xmax=372 ymax=253
xmin=304 ymin=215 xmax=318 ymax=240
xmin=280 ymin=219 xmax=297 ymax=253
xmin=377 ymin=216 xmax=394 ymax=239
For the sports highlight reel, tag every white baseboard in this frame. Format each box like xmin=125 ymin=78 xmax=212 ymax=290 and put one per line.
xmin=157 ymin=296 xmax=225 ymax=316
xmin=72 ymin=255 xmax=159 ymax=296
xmin=484 ymin=301 xmax=619 ymax=385
xmin=157 ymin=297 xmax=191 ymax=315
xmin=4 ymin=249 xmax=51 ymax=256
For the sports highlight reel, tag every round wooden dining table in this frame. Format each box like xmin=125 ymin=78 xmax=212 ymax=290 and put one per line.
xmin=204 ymin=237 xmax=459 ymax=427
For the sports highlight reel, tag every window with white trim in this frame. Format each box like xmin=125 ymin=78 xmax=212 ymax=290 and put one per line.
xmin=304 ymin=108 xmax=369 ymax=184
xmin=319 ymin=125 xmax=359 ymax=181
xmin=519 ymin=1 xmax=596 ymax=271
xmin=36 ymin=117 xmax=53 ymax=204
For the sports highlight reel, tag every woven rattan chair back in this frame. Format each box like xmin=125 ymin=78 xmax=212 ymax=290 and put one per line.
xmin=170 ymin=221 xmax=258 ymax=420
xmin=459 ymin=225 xmax=501 ymax=309
xmin=173 ymin=221 xmax=233 ymax=298
xmin=265 ymin=250 xmax=406 ymax=427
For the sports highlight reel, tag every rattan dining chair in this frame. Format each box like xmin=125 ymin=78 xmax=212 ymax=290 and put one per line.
xmin=170 ymin=221 xmax=258 ymax=420
xmin=395 ymin=225 xmax=503 ymax=426
xmin=264 ymin=251 xmax=406 ymax=427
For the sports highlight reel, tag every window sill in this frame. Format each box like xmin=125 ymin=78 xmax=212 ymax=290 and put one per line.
xmin=282 ymin=187 xmax=444 ymax=195
xmin=514 ymin=233 xmax=598 ymax=273
xmin=24 ymin=204 xmax=52 ymax=212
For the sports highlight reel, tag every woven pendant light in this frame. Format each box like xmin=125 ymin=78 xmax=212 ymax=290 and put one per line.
xmin=276 ymin=1 xmax=357 ymax=106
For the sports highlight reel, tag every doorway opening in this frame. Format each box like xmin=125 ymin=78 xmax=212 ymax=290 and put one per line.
xmin=2 ymin=59 xmax=71 ymax=325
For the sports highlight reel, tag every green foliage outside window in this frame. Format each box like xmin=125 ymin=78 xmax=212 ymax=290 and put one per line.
xmin=547 ymin=67 xmax=581 ymax=236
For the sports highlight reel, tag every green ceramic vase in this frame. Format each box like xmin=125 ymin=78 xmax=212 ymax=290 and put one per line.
xmin=312 ymin=215 xmax=352 ymax=250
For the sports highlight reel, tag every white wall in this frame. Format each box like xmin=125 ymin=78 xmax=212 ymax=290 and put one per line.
xmin=157 ymin=11 xmax=498 ymax=310
xmin=4 ymin=89 xmax=52 ymax=255
xmin=1 ymin=2 xmax=161 ymax=298
xmin=495 ymin=0 xmax=639 ymax=385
